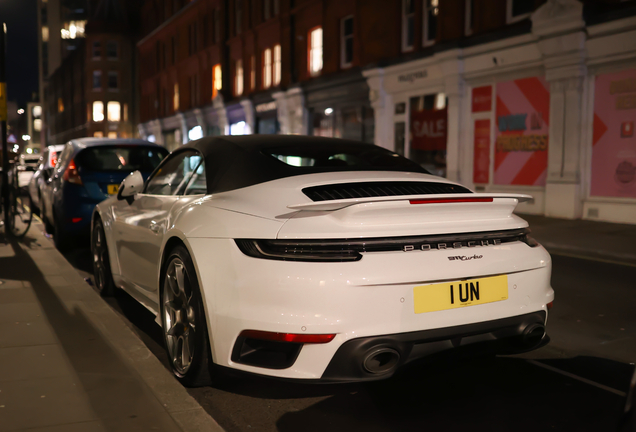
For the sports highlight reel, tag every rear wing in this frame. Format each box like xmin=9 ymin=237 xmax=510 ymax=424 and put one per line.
xmin=287 ymin=193 xmax=534 ymax=212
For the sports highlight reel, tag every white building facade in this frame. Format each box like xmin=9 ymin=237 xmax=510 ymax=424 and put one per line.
xmin=365 ymin=0 xmax=636 ymax=224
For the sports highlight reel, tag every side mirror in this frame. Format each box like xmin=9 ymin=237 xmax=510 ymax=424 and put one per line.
xmin=117 ymin=170 xmax=144 ymax=202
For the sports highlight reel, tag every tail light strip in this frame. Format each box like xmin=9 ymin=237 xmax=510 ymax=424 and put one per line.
xmin=409 ymin=198 xmax=494 ymax=204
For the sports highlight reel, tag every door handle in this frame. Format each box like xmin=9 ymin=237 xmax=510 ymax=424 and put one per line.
xmin=149 ymin=221 xmax=161 ymax=234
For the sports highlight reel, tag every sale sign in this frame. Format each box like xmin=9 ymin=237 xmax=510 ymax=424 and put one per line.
xmin=494 ymin=76 xmax=550 ymax=186
xmin=473 ymin=119 xmax=490 ymax=184
xmin=410 ymin=108 xmax=447 ymax=151
xmin=591 ymin=69 xmax=636 ymax=198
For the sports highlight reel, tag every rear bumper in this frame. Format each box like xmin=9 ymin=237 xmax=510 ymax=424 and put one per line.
xmin=188 ymin=237 xmax=554 ymax=380
xmin=320 ymin=310 xmax=548 ymax=382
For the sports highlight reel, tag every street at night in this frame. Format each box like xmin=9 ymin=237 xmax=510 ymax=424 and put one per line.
xmin=55 ymin=217 xmax=636 ymax=432
xmin=2 ymin=0 xmax=636 ymax=431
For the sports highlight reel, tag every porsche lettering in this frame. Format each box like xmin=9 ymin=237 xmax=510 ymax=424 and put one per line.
xmin=403 ymin=238 xmax=501 ymax=252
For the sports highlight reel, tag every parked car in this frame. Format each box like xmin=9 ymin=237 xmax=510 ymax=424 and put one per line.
xmin=28 ymin=144 xmax=66 ymax=213
xmin=16 ymin=153 xmax=41 ymax=189
xmin=43 ymin=138 xmax=168 ymax=250
xmin=92 ymin=136 xmax=554 ymax=387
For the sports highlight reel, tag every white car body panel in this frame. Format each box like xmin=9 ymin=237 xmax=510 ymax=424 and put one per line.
xmin=93 ymin=140 xmax=554 ymax=381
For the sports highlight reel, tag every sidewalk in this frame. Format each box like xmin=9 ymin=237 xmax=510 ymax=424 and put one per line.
xmin=521 ymin=214 xmax=636 ymax=267
xmin=0 ymin=221 xmax=224 ymax=432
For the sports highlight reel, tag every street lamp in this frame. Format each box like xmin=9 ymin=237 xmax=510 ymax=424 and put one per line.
xmin=22 ymin=134 xmax=31 ymax=141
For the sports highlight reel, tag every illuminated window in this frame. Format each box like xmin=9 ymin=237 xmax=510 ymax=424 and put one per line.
xmin=93 ymin=70 xmax=102 ymax=90
xmin=235 ymin=59 xmax=243 ymax=96
xmin=123 ymin=103 xmax=128 ymax=121
xmin=250 ymin=55 xmax=256 ymax=90
xmin=58 ymin=98 xmax=64 ymax=113
xmin=108 ymin=132 xmax=117 ymax=139
xmin=107 ymin=101 xmax=121 ymax=122
xmin=212 ymin=64 xmax=222 ymax=98
xmin=188 ymin=126 xmax=203 ymax=141
xmin=33 ymin=119 xmax=42 ymax=132
xmin=423 ymin=0 xmax=439 ymax=47
xmin=174 ymin=83 xmax=180 ymax=111
xmin=93 ymin=101 xmax=104 ymax=122
xmin=60 ymin=20 xmax=86 ymax=39
xmin=32 ymin=106 xmax=42 ymax=118
xmin=263 ymin=48 xmax=272 ymax=89
xmin=42 ymin=26 xmax=49 ymax=42
xmin=308 ymin=27 xmax=322 ymax=76
xmin=273 ymin=44 xmax=281 ymax=86
xmin=94 ymin=131 xmax=104 ymax=137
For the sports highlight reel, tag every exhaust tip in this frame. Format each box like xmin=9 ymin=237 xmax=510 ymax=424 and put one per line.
xmin=362 ymin=347 xmax=400 ymax=374
xmin=522 ymin=324 xmax=546 ymax=347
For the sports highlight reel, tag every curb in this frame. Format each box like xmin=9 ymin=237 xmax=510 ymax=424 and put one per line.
xmin=26 ymin=222 xmax=225 ymax=432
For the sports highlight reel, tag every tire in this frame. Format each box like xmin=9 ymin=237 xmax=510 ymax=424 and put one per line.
xmin=161 ymin=245 xmax=213 ymax=387
xmin=91 ymin=219 xmax=115 ymax=297
xmin=42 ymin=204 xmax=54 ymax=234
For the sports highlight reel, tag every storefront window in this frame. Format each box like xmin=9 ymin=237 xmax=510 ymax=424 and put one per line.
xmin=311 ymin=107 xmax=374 ymax=142
xmin=494 ymin=77 xmax=549 ymax=186
xmin=230 ymin=121 xmax=248 ymax=135
xmin=188 ymin=125 xmax=203 ymax=141
xmin=591 ymin=69 xmax=636 ymax=198
xmin=257 ymin=118 xmax=278 ymax=134
xmin=312 ymin=109 xmax=334 ymax=137
xmin=409 ymin=94 xmax=447 ymax=177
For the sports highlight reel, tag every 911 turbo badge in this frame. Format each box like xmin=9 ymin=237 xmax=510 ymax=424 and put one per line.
xmin=447 ymin=254 xmax=483 ymax=261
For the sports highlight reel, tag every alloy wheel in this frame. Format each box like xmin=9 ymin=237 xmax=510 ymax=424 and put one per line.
xmin=163 ymin=259 xmax=196 ymax=376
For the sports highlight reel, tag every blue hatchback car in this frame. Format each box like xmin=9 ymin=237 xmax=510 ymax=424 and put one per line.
xmin=42 ymin=138 xmax=169 ymax=250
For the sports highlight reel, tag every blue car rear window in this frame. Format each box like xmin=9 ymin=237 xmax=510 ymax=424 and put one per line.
xmin=76 ymin=146 xmax=168 ymax=172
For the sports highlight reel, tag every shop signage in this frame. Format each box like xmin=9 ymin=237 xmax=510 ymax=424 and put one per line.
xmin=410 ymin=108 xmax=447 ymax=151
xmin=494 ymin=76 xmax=550 ymax=186
xmin=398 ymin=70 xmax=428 ymax=84
xmin=473 ymin=119 xmax=490 ymax=184
xmin=472 ymin=86 xmax=492 ymax=113
xmin=255 ymin=101 xmax=277 ymax=113
xmin=591 ymin=69 xmax=636 ymax=198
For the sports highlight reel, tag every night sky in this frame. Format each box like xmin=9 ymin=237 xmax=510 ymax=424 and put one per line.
xmin=1 ymin=0 xmax=39 ymax=107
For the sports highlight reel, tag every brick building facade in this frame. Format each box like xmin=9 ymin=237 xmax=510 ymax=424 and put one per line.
xmin=44 ymin=0 xmax=142 ymax=144
xmin=137 ymin=0 xmax=636 ymax=224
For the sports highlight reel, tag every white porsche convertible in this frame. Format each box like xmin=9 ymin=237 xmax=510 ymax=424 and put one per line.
xmin=92 ymin=136 xmax=554 ymax=386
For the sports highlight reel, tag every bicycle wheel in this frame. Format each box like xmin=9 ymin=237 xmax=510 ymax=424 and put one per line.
xmin=8 ymin=180 xmax=33 ymax=238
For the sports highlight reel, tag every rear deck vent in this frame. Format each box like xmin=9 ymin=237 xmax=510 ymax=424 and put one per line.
xmin=303 ymin=182 xmax=472 ymax=202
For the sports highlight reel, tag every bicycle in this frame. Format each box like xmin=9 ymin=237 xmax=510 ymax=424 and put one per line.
xmin=0 ymin=159 xmax=33 ymax=238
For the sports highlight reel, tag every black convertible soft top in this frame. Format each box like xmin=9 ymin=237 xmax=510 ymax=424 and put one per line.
xmin=179 ymin=135 xmax=428 ymax=194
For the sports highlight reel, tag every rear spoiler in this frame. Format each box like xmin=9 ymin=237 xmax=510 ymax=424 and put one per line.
xmin=287 ymin=193 xmax=534 ymax=211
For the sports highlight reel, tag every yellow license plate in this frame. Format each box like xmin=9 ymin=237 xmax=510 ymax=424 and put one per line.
xmin=413 ymin=275 xmax=508 ymax=314
xmin=107 ymin=184 xmax=119 ymax=195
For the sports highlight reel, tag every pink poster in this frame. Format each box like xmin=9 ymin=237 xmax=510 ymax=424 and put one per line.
xmin=494 ymin=77 xmax=550 ymax=186
xmin=473 ymin=119 xmax=490 ymax=184
xmin=591 ymin=69 xmax=636 ymax=198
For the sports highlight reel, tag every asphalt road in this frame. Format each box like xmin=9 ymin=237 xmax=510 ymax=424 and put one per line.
xmin=56 ymin=231 xmax=635 ymax=432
